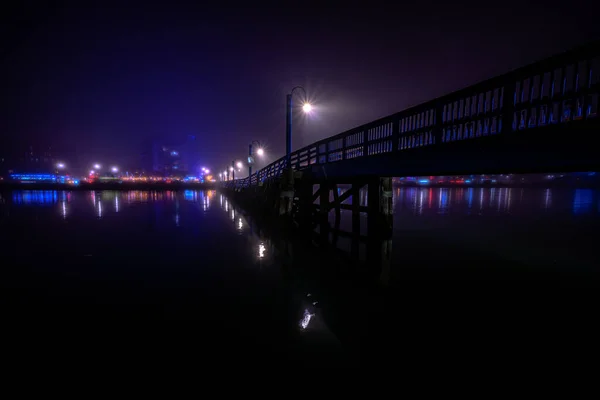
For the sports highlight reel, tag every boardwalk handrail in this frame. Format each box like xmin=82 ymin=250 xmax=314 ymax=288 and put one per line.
xmin=228 ymin=41 xmax=600 ymax=188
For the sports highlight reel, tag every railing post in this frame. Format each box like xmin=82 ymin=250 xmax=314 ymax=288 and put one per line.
xmin=392 ymin=118 xmax=399 ymax=152
xmin=502 ymin=79 xmax=516 ymax=134
xmin=434 ymin=101 xmax=443 ymax=145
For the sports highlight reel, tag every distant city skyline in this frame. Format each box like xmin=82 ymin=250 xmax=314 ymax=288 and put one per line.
xmin=1 ymin=2 xmax=599 ymax=171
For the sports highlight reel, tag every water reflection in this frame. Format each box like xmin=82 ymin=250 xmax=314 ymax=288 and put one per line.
xmin=60 ymin=192 xmax=69 ymax=219
xmin=438 ymin=188 xmax=449 ymax=214
xmin=12 ymin=190 xmax=57 ymax=205
xmin=544 ymin=188 xmax=552 ymax=210
xmin=299 ymin=308 xmax=315 ymax=330
xmin=391 ymin=186 xmax=600 ymax=216
xmin=336 ymin=185 xmax=599 ymax=217
xmin=573 ymin=189 xmax=593 ymax=215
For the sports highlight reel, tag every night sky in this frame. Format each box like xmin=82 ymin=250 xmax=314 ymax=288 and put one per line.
xmin=1 ymin=1 xmax=599 ymax=173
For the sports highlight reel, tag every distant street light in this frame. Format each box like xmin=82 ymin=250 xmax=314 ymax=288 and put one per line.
xmin=57 ymin=163 xmax=65 ymax=169
xmin=236 ymin=161 xmax=243 ymax=170
xmin=94 ymin=164 xmax=101 ymax=170
xmin=111 ymin=166 xmax=118 ymax=173
xmin=286 ymin=86 xmax=312 ymax=164
xmin=248 ymin=140 xmax=265 ymax=179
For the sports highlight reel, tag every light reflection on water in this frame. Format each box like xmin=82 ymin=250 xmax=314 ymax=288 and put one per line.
xmin=1 ymin=187 xmax=595 ymax=356
xmin=4 ymin=187 xmax=600 ymax=221
xmin=12 ymin=190 xmax=57 ymax=205
xmin=1 ymin=188 xmax=342 ymax=357
xmin=327 ymin=186 xmax=600 ymax=217
xmin=3 ymin=190 xmax=219 ymax=222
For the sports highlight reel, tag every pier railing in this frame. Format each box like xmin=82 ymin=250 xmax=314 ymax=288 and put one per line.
xmin=228 ymin=41 xmax=599 ymax=188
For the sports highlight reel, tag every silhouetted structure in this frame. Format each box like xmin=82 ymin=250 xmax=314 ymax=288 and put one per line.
xmin=225 ymin=41 xmax=600 ymax=277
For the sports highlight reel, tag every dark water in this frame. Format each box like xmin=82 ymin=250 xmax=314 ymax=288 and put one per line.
xmin=331 ymin=186 xmax=600 ymax=275
xmin=1 ymin=188 xmax=598 ymax=365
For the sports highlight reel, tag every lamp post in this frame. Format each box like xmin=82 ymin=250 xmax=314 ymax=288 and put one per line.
xmin=248 ymin=140 xmax=265 ymax=178
xmin=286 ymin=86 xmax=312 ymax=165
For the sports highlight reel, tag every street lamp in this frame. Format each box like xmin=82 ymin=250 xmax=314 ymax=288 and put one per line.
xmin=111 ymin=166 xmax=118 ymax=173
xmin=57 ymin=163 xmax=65 ymax=169
xmin=286 ymin=86 xmax=312 ymax=164
xmin=248 ymin=140 xmax=265 ymax=178
xmin=94 ymin=164 xmax=101 ymax=170
xmin=236 ymin=161 xmax=243 ymax=170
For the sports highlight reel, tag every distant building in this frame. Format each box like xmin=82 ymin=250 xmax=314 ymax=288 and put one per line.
xmin=11 ymin=145 xmax=59 ymax=173
xmin=150 ymin=135 xmax=201 ymax=177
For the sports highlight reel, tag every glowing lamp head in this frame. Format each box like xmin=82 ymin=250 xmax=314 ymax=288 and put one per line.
xmin=111 ymin=167 xmax=118 ymax=173
xmin=94 ymin=164 xmax=101 ymax=169
xmin=57 ymin=163 xmax=65 ymax=169
xmin=256 ymin=148 xmax=264 ymax=156
xmin=236 ymin=161 xmax=243 ymax=169
xmin=302 ymin=103 xmax=312 ymax=113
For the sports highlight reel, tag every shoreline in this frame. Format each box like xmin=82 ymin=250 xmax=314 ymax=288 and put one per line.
xmin=0 ymin=182 xmax=218 ymax=191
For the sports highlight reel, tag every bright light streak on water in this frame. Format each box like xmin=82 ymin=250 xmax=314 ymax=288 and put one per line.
xmin=467 ymin=188 xmax=473 ymax=210
xmin=479 ymin=188 xmax=484 ymax=210
xmin=258 ymin=243 xmax=265 ymax=258
xmin=98 ymin=201 xmax=102 ymax=218
xmin=238 ymin=218 xmax=243 ymax=230
xmin=62 ymin=201 xmax=67 ymax=219
xmin=299 ymin=309 xmax=315 ymax=330
xmin=115 ymin=196 xmax=119 ymax=212
xmin=498 ymin=188 xmax=503 ymax=211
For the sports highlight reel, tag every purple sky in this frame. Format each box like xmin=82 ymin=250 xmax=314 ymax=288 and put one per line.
xmin=1 ymin=1 xmax=599 ymax=173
